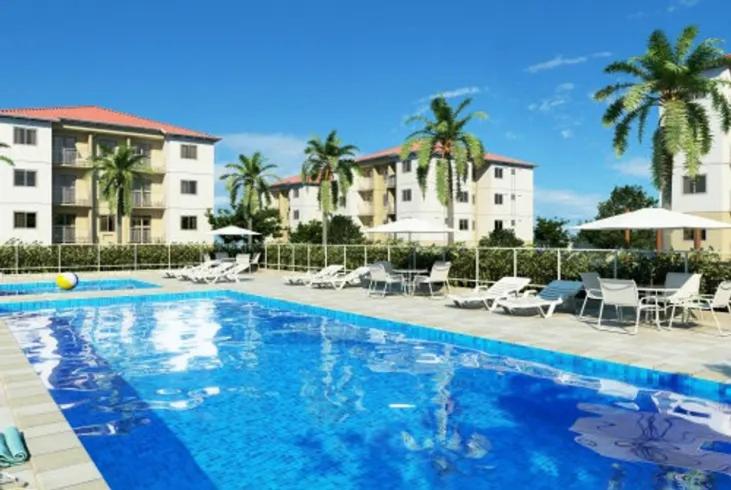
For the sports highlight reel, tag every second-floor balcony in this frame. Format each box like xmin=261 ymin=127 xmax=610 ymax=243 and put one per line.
xmin=357 ymin=201 xmax=373 ymax=215
xmin=130 ymin=229 xmax=164 ymax=244
xmin=132 ymin=192 xmax=165 ymax=209
xmin=53 ymin=148 xmax=92 ymax=168
xmin=53 ymin=188 xmax=91 ymax=207
xmin=358 ymin=178 xmax=374 ymax=191
xmin=53 ymin=226 xmax=90 ymax=244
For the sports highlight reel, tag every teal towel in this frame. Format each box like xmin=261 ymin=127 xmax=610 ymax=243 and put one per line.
xmin=0 ymin=428 xmax=28 ymax=467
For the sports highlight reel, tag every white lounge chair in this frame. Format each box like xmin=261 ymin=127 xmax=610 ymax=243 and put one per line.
xmin=311 ymin=266 xmax=369 ymax=290
xmin=669 ymin=280 xmax=731 ymax=335
xmin=162 ymin=257 xmax=215 ymax=279
xmin=448 ymin=276 xmax=531 ymax=310
xmin=171 ymin=259 xmax=224 ymax=280
xmin=412 ymin=261 xmax=452 ymax=297
xmin=284 ymin=265 xmax=343 ymax=286
xmin=367 ymin=263 xmax=405 ymax=297
xmin=495 ymin=280 xmax=583 ymax=318
xmin=190 ymin=261 xmax=237 ymax=283
xmin=193 ymin=259 xmax=254 ymax=284
xmin=597 ymin=279 xmax=663 ymax=334
xmin=249 ymin=252 xmax=261 ymax=272
xmin=578 ymin=272 xmax=602 ymax=319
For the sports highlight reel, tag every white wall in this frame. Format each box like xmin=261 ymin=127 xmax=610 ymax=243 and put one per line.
xmin=163 ymin=138 xmax=215 ymax=243
xmin=475 ymin=163 xmax=534 ymax=242
xmin=0 ymin=118 xmax=53 ymax=243
xmin=287 ymin=185 xmax=321 ymax=228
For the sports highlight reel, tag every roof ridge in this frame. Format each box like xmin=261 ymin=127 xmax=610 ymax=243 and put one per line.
xmin=87 ymin=105 xmax=215 ymax=138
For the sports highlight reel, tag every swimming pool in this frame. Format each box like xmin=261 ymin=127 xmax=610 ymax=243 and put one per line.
xmin=2 ymin=291 xmax=730 ymax=489
xmin=0 ymin=278 xmax=158 ymax=296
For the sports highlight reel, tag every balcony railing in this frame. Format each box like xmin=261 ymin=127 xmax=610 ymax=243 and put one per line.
xmin=132 ymin=192 xmax=165 ymax=208
xmin=52 ymin=148 xmax=92 ymax=168
xmin=357 ymin=201 xmax=374 ymax=215
xmin=386 ymin=175 xmax=396 ymax=188
xmin=137 ymin=157 xmax=165 ymax=173
xmin=130 ymin=229 xmax=163 ymax=244
xmin=358 ymin=178 xmax=374 ymax=191
xmin=52 ymin=188 xmax=91 ymax=206
xmin=52 ymin=226 xmax=90 ymax=244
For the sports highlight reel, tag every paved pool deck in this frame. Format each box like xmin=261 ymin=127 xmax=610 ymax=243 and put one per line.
xmin=0 ymin=268 xmax=729 ymax=488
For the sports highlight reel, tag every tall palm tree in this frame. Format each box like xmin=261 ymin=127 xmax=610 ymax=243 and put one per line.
xmin=93 ymin=144 xmax=149 ymax=244
xmin=0 ymin=142 xmax=13 ymax=166
xmin=301 ymin=130 xmax=359 ymax=246
xmin=401 ymin=96 xmax=487 ymax=243
xmin=220 ymin=152 xmax=277 ymax=249
xmin=596 ymin=25 xmax=731 ymax=208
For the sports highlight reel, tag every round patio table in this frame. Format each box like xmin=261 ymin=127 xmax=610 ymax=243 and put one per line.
xmin=393 ymin=269 xmax=428 ymax=295
xmin=637 ymin=286 xmax=679 ymax=329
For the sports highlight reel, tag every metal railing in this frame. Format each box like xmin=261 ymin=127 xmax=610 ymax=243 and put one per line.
xmin=52 ymin=188 xmax=91 ymax=206
xmin=129 ymin=229 xmax=164 ymax=244
xmin=357 ymin=201 xmax=373 ymax=215
xmin=386 ymin=175 xmax=396 ymax=188
xmin=261 ymin=243 xmax=731 ymax=293
xmin=0 ymin=243 xmax=211 ymax=274
xmin=52 ymin=226 xmax=91 ymax=244
xmin=52 ymin=148 xmax=92 ymax=167
xmin=132 ymin=192 xmax=165 ymax=208
xmin=358 ymin=179 xmax=374 ymax=191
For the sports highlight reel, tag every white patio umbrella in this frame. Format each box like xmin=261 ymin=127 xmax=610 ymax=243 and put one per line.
xmin=207 ymin=225 xmax=260 ymax=236
xmin=575 ymin=207 xmax=731 ymax=250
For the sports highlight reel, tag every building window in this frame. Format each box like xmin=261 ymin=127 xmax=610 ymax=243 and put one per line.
xmin=13 ymin=212 xmax=36 ymax=229
xmin=181 ymin=216 xmax=197 ymax=230
xmin=682 ymin=175 xmax=706 ymax=194
xmin=293 ymin=188 xmax=300 ymax=198
xmin=402 ymin=160 xmax=412 ymax=173
xmin=13 ymin=169 xmax=36 ymax=187
xmin=459 ymin=219 xmax=469 ymax=230
xmin=494 ymin=219 xmax=504 ymax=231
xmin=181 ymin=144 xmax=198 ymax=160
xmin=402 ymin=189 xmax=412 ymax=202
xmin=293 ymin=210 xmax=300 ymax=220
xmin=683 ymin=229 xmax=706 ymax=241
xmin=511 ymin=168 xmax=516 ymax=175
xmin=494 ymin=193 xmax=504 ymax=205
xmin=511 ymin=193 xmax=516 ymax=201
xmin=97 ymin=138 xmax=117 ymax=155
xmin=180 ymin=180 xmax=198 ymax=195
xmin=457 ymin=191 xmax=469 ymax=203
xmin=99 ymin=215 xmax=116 ymax=232
xmin=511 ymin=219 xmax=516 ymax=227
xmin=13 ymin=127 xmax=37 ymax=146
xmin=494 ymin=167 xmax=503 ymax=179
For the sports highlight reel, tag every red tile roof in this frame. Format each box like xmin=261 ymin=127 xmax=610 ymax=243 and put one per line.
xmin=0 ymin=105 xmax=218 ymax=141
xmin=356 ymin=144 xmax=534 ymax=167
xmin=271 ymin=175 xmax=322 ymax=188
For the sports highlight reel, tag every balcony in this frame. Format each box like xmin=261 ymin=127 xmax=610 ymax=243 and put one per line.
xmin=138 ymin=158 xmax=165 ymax=173
xmin=130 ymin=229 xmax=163 ymax=244
xmin=358 ymin=178 xmax=374 ymax=191
xmin=53 ymin=188 xmax=91 ymax=207
xmin=132 ymin=192 xmax=165 ymax=209
xmin=53 ymin=148 xmax=92 ymax=168
xmin=357 ymin=201 xmax=373 ymax=215
xmin=53 ymin=226 xmax=90 ymax=244
xmin=386 ymin=175 xmax=396 ymax=188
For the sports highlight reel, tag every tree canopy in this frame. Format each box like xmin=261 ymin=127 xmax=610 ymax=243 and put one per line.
xmin=479 ymin=228 xmax=524 ymax=247
xmin=289 ymin=215 xmax=365 ymax=244
xmin=534 ymin=217 xmax=571 ymax=248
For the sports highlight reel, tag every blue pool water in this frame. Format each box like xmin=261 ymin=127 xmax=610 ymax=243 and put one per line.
xmin=0 ymin=278 xmax=157 ymax=296
xmin=2 ymin=291 xmax=730 ymax=489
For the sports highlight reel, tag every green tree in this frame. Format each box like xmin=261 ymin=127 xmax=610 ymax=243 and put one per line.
xmin=93 ymin=145 xmax=149 ymax=244
xmin=0 ymin=142 xmax=13 ymax=166
xmin=479 ymin=228 xmax=524 ymax=247
xmin=534 ymin=217 xmax=571 ymax=247
xmin=576 ymin=185 xmax=658 ymax=249
xmin=596 ymin=25 xmax=731 ymax=208
xmin=290 ymin=215 xmax=365 ymax=244
xmin=207 ymin=206 xmax=282 ymax=245
xmin=220 ymin=152 xmax=278 ymax=249
xmin=401 ymin=96 xmax=486 ymax=243
xmin=301 ymin=130 xmax=359 ymax=246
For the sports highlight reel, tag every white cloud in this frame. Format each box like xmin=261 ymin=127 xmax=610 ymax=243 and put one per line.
xmin=219 ymin=132 xmax=307 ymax=175
xmin=560 ymin=129 xmax=574 ymax=139
xmin=609 ymin=157 xmax=651 ymax=178
xmin=419 ymin=86 xmax=481 ymax=102
xmin=535 ymin=188 xmax=602 ymax=220
xmin=668 ymin=0 xmax=700 ymax=12
xmin=504 ymin=131 xmax=521 ymax=140
xmin=528 ymin=82 xmax=575 ymax=112
xmin=525 ymin=52 xmax=612 ymax=73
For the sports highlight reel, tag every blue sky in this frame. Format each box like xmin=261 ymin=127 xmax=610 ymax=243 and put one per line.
xmin=2 ymin=0 xmax=728 ymax=221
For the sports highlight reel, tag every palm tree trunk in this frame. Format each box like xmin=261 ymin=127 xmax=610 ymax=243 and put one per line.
xmin=447 ymin=157 xmax=457 ymax=245
xmin=322 ymin=211 xmax=328 ymax=247
xmin=661 ymin=153 xmax=674 ymax=209
xmin=247 ymin=216 xmax=254 ymax=251
xmin=116 ymin=192 xmax=124 ymax=245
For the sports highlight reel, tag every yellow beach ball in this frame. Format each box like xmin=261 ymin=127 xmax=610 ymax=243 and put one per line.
xmin=56 ymin=272 xmax=79 ymax=291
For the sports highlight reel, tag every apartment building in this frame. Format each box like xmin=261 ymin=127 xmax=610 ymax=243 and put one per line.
xmin=667 ymin=62 xmax=731 ymax=252
xmin=0 ymin=106 xmax=218 ymax=245
xmin=270 ymin=145 xmax=535 ymax=244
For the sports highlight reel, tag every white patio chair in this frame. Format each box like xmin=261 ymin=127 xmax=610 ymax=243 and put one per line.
xmin=662 ymin=273 xmax=702 ymax=327
xmin=249 ymin=252 xmax=261 ymax=272
xmin=284 ymin=265 xmax=343 ymax=286
xmin=214 ymin=252 xmax=230 ymax=261
xmin=412 ymin=261 xmax=452 ymax=297
xmin=670 ymin=280 xmax=731 ymax=335
xmin=191 ymin=261 xmax=237 ymax=283
xmin=597 ymin=279 xmax=662 ymax=335
xmin=367 ymin=263 xmax=404 ymax=297
xmin=495 ymin=280 xmax=583 ymax=318
xmin=311 ymin=266 xmax=370 ymax=290
xmin=578 ymin=272 xmax=602 ymax=319
xmin=448 ymin=276 xmax=531 ymax=310
xmin=162 ymin=257 xmax=215 ymax=279
xmin=177 ymin=259 xmax=223 ymax=281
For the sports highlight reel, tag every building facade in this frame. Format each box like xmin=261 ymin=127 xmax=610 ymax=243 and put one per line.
xmin=270 ymin=145 xmax=535 ymax=244
xmin=0 ymin=106 xmax=218 ymax=245
xmin=667 ymin=63 xmax=731 ymax=252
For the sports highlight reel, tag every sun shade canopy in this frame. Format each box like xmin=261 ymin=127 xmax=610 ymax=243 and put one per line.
xmin=575 ymin=208 xmax=731 ymax=231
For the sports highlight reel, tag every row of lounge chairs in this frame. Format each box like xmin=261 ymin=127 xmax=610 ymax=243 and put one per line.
xmin=162 ymin=253 xmax=260 ymax=284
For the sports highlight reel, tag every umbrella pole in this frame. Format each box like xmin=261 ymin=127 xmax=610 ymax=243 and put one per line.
xmin=655 ymin=230 xmax=663 ymax=252
xmin=624 ymin=229 xmax=630 ymax=246
xmin=693 ymin=229 xmax=701 ymax=250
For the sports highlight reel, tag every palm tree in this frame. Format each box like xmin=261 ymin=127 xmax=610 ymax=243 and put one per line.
xmin=220 ymin=152 xmax=278 ymax=249
xmin=0 ymin=142 xmax=13 ymax=166
xmin=401 ymin=96 xmax=487 ymax=243
xmin=93 ymin=144 xmax=149 ymax=244
xmin=301 ymin=130 xmax=359 ymax=246
xmin=596 ymin=25 xmax=731 ymax=208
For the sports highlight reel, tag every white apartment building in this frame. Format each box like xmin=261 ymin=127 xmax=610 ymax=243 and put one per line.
xmin=270 ymin=145 xmax=535 ymax=244
xmin=0 ymin=106 xmax=218 ymax=245
xmin=667 ymin=61 xmax=731 ymax=252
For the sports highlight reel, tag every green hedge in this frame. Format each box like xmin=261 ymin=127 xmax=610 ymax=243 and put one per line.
xmin=263 ymin=244 xmax=731 ymax=294
xmin=0 ymin=244 xmax=211 ymax=273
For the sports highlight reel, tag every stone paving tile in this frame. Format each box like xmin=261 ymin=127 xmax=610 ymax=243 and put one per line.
xmin=25 ymin=430 xmax=82 ymax=457
xmin=57 ymin=479 xmax=109 ymax=490
xmin=31 ymin=447 xmax=94 ymax=473
xmin=36 ymin=462 xmax=103 ymax=490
